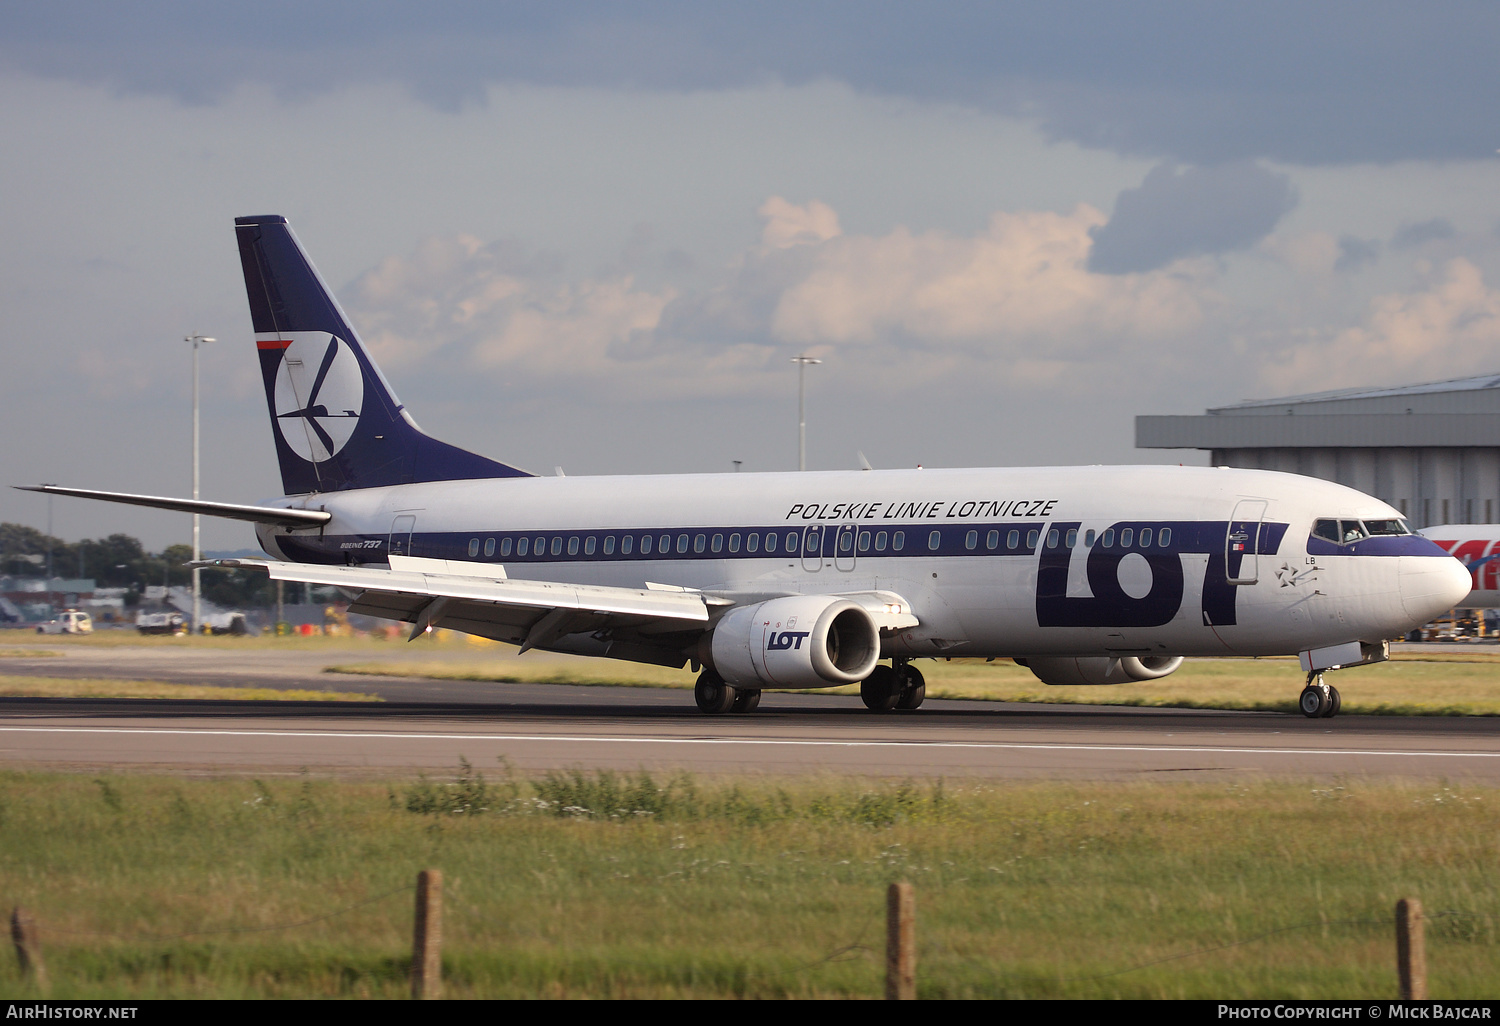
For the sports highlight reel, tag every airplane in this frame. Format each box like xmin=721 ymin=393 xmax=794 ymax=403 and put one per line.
xmin=18 ymin=215 xmax=1472 ymax=719
xmin=1417 ymin=525 xmax=1500 ymax=608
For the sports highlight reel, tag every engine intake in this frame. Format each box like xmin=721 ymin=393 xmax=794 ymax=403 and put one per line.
xmin=709 ymin=595 xmax=881 ymax=689
xmin=1016 ymin=655 xmax=1184 ymax=686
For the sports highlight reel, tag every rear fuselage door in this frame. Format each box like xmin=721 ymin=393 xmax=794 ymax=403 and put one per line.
xmin=1226 ymin=499 xmax=1267 ymax=585
xmin=389 ymin=514 xmax=417 ymax=558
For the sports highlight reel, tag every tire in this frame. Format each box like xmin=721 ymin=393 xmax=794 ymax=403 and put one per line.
xmin=861 ymin=665 xmax=901 ymax=711
xmin=896 ymin=664 xmax=927 ymax=710
xmin=732 ymin=688 xmax=762 ymax=713
xmin=1321 ymin=685 xmax=1341 ymax=718
xmin=1298 ymin=686 xmax=1328 ymax=718
xmin=694 ymin=671 xmax=736 ymax=714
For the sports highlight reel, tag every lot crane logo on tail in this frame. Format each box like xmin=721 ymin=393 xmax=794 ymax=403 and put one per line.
xmin=266 ymin=332 xmax=364 ymax=463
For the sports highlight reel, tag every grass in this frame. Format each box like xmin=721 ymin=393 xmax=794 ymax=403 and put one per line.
xmin=329 ymin=650 xmax=1500 ymax=716
xmin=0 ymin=674 xmax=380 ymax=702
xmin=0 ymin=649 xmax=60 ymax=658
xmin=0 ymin=767 xmax=1497 ymax=998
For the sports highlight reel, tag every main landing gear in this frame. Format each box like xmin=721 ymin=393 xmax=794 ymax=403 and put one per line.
xmin=1298 ymin=672 xmax=1342 ymax=718
xmin=694 ymin=670 xmax=761 ymax=714
xmin=860 ymin=661 xmax=926 ymax=712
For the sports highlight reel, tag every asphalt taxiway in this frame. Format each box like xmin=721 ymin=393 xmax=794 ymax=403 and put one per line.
xmin=0 ymin=640 xmax=1496 ymax=779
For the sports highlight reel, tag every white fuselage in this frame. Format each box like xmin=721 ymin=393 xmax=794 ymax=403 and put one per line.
xmin=257 ymin=464 xmax=1469 ymax=661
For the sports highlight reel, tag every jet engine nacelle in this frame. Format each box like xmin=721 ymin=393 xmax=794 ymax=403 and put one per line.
xmin=709 ymin=596 xmax=881 ymax=689
xmin=1016 ymin=655 xmax=1185 ymax=686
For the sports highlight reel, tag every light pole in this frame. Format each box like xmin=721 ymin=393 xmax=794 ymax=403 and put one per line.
xmin=186 ymin=335 xmax=215 ymax=634
xmin=791 ymin=355 xmax=821 ymax=471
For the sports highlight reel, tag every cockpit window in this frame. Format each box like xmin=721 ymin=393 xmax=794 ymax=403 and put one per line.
xmin=1340 ymin=520 xmax=1369 ymax=543
xmin=1363 ymin=519 xmax=1411 ymax=536
xmin=1312 ymin=519 xmax=1341 ymax=543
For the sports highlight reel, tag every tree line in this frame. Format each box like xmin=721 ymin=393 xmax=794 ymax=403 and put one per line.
xmin=0 ymin=523 xmax=273 ymax=609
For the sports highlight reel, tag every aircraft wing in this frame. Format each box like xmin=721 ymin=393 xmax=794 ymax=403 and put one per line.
xmin=197 ymin=555 xmax=713 ymax=665
xmin=14 ymin=485 xmax=330 ymax=528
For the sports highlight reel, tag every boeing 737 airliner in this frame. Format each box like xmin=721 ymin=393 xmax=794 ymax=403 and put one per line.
xmin=20 ymin=216 xmax=1472 ymax=718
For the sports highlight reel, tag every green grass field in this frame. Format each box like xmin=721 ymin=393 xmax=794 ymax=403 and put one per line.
xmin=0 ymin=675 xmax=380 ymax=702
xmin=0 ymin=768 xmax=1495 ymax=999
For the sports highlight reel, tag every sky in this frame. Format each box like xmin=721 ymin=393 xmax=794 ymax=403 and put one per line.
xmin=2 ymin=2 xmax=1500 ymax=552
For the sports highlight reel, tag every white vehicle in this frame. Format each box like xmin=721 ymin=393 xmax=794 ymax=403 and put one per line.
xmin=135 ymin=611 xmax=186 ymax=636
xmin=36 ymin=609 xmax=93 ymax=635
xmin=20 ymin=216 xmax=1471 ymax=718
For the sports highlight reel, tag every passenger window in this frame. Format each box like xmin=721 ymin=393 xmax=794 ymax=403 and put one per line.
xmin=550 ymin=537 xmax=563 ymax=556
xmin=517 ymin=537 xmax=529 ymax=556
xmin=484 ymin=537 xmax=496 ymax=557
xmin=839 ymin=531 xmax=853 ymax=552
xmin=894 ymin=531 xmax=905 ymax=551
xmin=640 ymin=535 xmax=652 ymax=554
xmin=567 ymin=536 xmax=579 ymax=556
xmin=1312 ymin=519 xmax=1341 ymax=543
xmin=677 ymin=534 xmax=690 ymax=554
xmin=1101 ymin=528 xmax=1114 ymax=547
xmin=987 ymin=530 xmax=999 ymax=550
xmin=1140 ymin=528 xmax=1152 ymax=547
xmin=660 ymin=534 xmax=671 ymax=553
xmin=1007 ymin=529 xmax=1019 ymax=549
xmin=728 ymin=533 xmax=740 ymax=553
xmin=468 ymin=538 xmax=479 ymax=557
xmin=786 ymin=533 xmax=799 ymax=552
xmin=806 ymin=531 xmax=819 ymax=553
xmin=692 ymin=534 xmax=704 ymax=553
xmin=1065 ymin=529 xmax=1077 ymax=548
xmin=858 ymin=531 xmax=871 ymax=552
xmin=966 ymin=530 xmax=978 ymax=550
xmin=621 ymin=535 xmax=634 ymax=555
xmin=1159 ymin=528 xmax=1171 ymax=547
xmin=584 ymin=536 xmax=596 ymax=555
xmin=1120 ymin=528 xmax=1134 ymax=547
xmin=929 ymin=530 xmax=942 ymax=551
xmin=603 ymin=536 xmax=616 ymax=555
xmin=1047 ymin=529 xmax=1059 ymax=548
xmin=711 ymin=534 xmax=723 ymax=553
xmin=1084 ymin=529 xmax=1095 ymax=547
xmin=875 ymin=531 xmax=888 ymax=551
xmin=748 ymin=533 xmax=761 ymax=553
xmin=500 ymin=537 xmax=513 ymax=557
xmin=1340 ymin=520 xmax=1368 ymax=544
xmin=1026 ymin=529 xmax=1039 ymax=549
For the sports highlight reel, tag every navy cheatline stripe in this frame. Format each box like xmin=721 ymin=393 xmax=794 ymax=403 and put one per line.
xmin=276 ymin=519 xmax=1294 ymax=567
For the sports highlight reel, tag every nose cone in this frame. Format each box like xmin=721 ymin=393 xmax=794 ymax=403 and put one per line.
xmin=1399 ymin=555 xmax=1474 ymax=623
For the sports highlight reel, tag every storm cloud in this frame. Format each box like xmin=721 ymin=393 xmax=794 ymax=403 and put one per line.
xmin=1087 ymin=162 xmax=1297 ymax=274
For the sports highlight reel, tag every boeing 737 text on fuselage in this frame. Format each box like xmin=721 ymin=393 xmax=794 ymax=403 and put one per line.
xmin=21 ymin=216 xmax=1471 ymax=719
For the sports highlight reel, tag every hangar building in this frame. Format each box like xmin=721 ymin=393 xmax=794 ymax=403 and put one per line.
xmin=1135 ymin=374 xmax=1500 ymax=529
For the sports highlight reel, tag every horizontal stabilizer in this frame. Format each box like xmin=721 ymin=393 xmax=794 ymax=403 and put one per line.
xmin=13 ymin=485 xmax=331 ymax=528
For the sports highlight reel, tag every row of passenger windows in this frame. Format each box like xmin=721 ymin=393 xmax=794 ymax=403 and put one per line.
xmin=462 ymin=524 xmax=1173 ymax=559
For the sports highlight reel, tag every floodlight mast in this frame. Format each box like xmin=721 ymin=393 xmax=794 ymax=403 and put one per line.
xmin=791 ymin=355 xmax=821 ymax=472
xmin=186 ymin=335 xmax=215 ymax=634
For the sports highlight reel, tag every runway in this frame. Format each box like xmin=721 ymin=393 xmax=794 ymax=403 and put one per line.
xmin=1 ymin=640 xmax=1498 ymax=779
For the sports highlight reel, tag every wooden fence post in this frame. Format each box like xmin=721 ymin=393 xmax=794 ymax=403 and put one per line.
xmin=10 ymin=907 xmax=47 ymax=994
xmin=886 ymin=881 xmax=915 ymax=1000
xmin=1396 ymin=897 xmax=1426 ymax=1000
xmin=412 ymin=869 xmax=443 ymax=1000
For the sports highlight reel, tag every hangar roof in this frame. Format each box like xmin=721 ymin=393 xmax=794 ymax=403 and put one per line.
xmin=1137 ymin=372 xmax=1500 ymax=449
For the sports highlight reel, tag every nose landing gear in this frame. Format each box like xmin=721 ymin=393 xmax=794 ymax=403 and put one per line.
xmin=1298 ymin=673 xmax=1342 ymax=718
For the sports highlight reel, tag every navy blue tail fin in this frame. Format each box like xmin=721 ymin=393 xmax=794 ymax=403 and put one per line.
xmin=234 ymin=215 xmax=531 ymax=495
